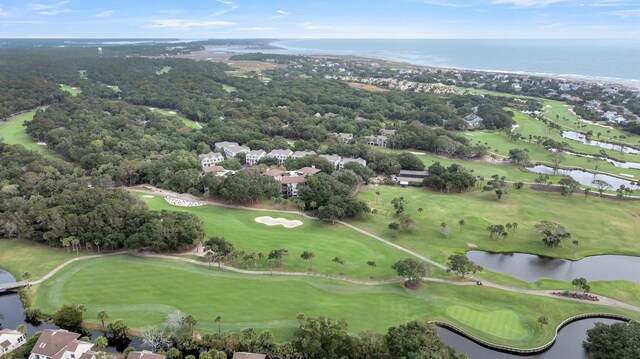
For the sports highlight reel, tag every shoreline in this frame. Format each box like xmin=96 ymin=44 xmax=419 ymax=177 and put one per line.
xmin=257 ymin=39 xmax=640 ymax=89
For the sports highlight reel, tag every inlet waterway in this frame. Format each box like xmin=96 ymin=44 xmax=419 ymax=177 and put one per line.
xmin=526 ymin=164 xmax=634 ymax=188
xmin=561 ymin=131 xmax=640 ymax=155
xmin=467 ymin=251 xmax=640 ymax=283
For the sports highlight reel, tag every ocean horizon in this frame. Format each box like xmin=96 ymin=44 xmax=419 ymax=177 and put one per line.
xmin=261 ymin=39 xmax=640 ymax=87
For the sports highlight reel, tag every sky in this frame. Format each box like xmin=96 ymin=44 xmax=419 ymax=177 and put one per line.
xmin=0 ymin=0 xmax=639 ymax=38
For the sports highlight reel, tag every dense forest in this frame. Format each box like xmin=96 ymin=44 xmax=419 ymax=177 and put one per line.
xmin=0 ymin=142 xmax=204 ymax=251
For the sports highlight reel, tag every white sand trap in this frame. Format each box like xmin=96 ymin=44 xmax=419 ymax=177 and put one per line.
xmin=410 ymin=151 xmax=425 ymax=155
xmin=36 ymin=142 xmax=47 ymax=146
xmin=165 ymin=196 xmax=204 ymax=207
xmin=467 ymin=243 xmax=478 ymax=248
xmin=620 ymin=173 xmax=635 ymax=178
xmin=255 ymin=216 xmax=303 ymax=228
xmin=142 ymin=195 xmax=155 ymax=198
xmin=168 ymin=111 xmax=176 ymax=115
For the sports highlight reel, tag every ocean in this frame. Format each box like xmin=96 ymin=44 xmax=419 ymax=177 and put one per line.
xmin=264 ymin=39 xmax=640 ymax=86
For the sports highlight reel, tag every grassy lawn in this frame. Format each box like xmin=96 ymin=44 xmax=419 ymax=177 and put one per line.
xmin=0 ymin=239 xmax=79 ymax=279
xmin=0 ymin=110 xmax=59 ymax=160
xmin=148 ymin=108 xmax=202 ymax=130
xmin=222 ymin=84 xmax=237 ymax=93
xmin=32 ymin=255 xmax=640 ymax=346
xmin=353 ymin=186 xmax=640 ymax=263
xmin=59 ymin=84 xmax=82 ymax=96
xmin=156 ymin=66 xmax=172 ymax=75
xmin=136 ymin=194 xmax=409 ymax=280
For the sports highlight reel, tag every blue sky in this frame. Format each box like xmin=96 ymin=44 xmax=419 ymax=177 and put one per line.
xmin=0 ymin=0 xmax=639 ymax=38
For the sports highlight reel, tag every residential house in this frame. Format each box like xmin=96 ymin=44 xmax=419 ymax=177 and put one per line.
xmin=332 ymin=133 xmax=353 ymax=144
xmin=602 ymin=111 xmax=626 ymax=123
xmin=231 ymin=353 xmax=266 ymax=359
xmin=297 ymin=166 xmax=322 ymax=176
xmin=29 ymin=329 xmax=95 ymax=359
xmin=214 ymin=141 xmax=238 ymax=152
xmin=267 ymin=149 xmax=293 ymax=164
xmin=246 ymin=150 xmax=266 ymax=166
xmin=264 ymin=168 xmax=285 ymax=181
xmin=281 ymin=176 xmax=306 ymax=197
xmin=199 ymin=152 xmax=224 ymax=169
xmin=364 ymin=135 xmax=388 ymax=147
xmin=319 ymin=154 xmax=342 ymax=169
xmin=291 ymin=150 xmax=316 ymax=159
xmin=396 ymin=170 xmax=430 ymax=186
xmin=224 ymin=145 xmax=250 ymax=159
xmin=380 ymin=129 xmax=396 ymax=136
xmin=0 ymin=329 xmax=26 ymax=356
xmin=202 ymin=165 xmax=225 ymax=174
xmin=127 ymin=351 xmax=166 ymax=359
xmin=464 ymin=114 xmax=484 ymax=128
xmin=339 ymin=157 xmax=367 ymax=169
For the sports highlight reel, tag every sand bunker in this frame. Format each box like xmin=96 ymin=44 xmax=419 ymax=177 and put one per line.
xmin=255 ymin=216 xmax=303 ymax=228
xmin=467 ymin=243 xmax=478 ymax=248
xmin=142 ymin=195 xmax=155 ymax=198
xmin=165 ymin=196 xmax=204 ymax=207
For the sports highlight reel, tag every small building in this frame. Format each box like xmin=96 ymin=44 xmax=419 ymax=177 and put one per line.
xmin=199 ymin=152 xmax=224 ymax=168
xmin=364 ymin=135 xmax=388 ymax=147
xmin=203 ymin=165 xmax=225 ymax=174
xmin=128 ymin=351 xmax=167 ymax=359
xmin=29 ymin=329 xmax=95 ymax=359
xmin=281 ymin=176 xmax=306 ymax=197
xmin=224 ymin=145 xmax=250 ymax=159
xmin=267 ymin=149 xmax=293 ymax=164
xmin=319 ymin=154 xmax=342 ymax=169
xmin=380 ymin=129 xmax=396 ymax=136
xmin=264 ymin=168 xmax=285 ymax=181
xmin=332 ymin=133 xmax=353 ymax=144
xmin=291 ymin=150 xmax=316 ymax=159
xmin=246 ymin=150 xmax=266 ymax=166
xmin=464 ymin=114 xmax=484 ymax=128
xmin=396 ymin=170 xmax=429 ymax=185
xmin=0 ymin=329 xmax=26 ymax=356
xmin=339 ymin=157 xmax=367 ymax=169
xmin=297 ymin=166 xmax=322 ymax=176
xmin=214 ymin=141 xmax=239 ymax=152
xmin=232 ymin=353 xmax=266 ymax=359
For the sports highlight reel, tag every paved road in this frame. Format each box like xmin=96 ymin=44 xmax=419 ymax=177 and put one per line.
xmin=126 ymin=186 xmax=640 ymax=313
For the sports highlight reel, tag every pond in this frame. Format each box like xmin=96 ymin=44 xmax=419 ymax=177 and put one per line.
xmin=526 ymin=165 xmax=634 ymax=188
xmin=0 ymin=269 xmax=141 ymax=352
xmin=438 ymin=318 xmax=624 ymax=359
xmin=561 ymin=131 xmax=640 ymax=155
xmin=467 ymin=251 xmax=640 ymax=282
xmin=559 ymin=150 xmax=640 ymax=170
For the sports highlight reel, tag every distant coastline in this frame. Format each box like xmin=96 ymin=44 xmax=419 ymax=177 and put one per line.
xmin=259 ymin=39 xmax=640 ymax=88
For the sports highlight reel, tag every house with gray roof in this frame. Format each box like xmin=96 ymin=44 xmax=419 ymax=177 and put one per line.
xmin=0 ymin=329 xmax=26 ymax=356
xmin=291 ymin=150 xmax=316 ymax=159
xmin=246 ymin=149 xmax=266 ymax=165
xmin=332 ymin=133 xmax=354 ymax=144
xmin=339 ymin=157 xmax=367 ymax=169
xmin=199 ymin=152 xmax=224 ymax=169
xmin=29 ymin=330 xmax=95 ymax=359
xmin=224 ymin=145 xmax=250 ymax=159
xmin=267 ymin=149 xmax=293 ymax=164
xmin=214 ymin=141 xmax=238 ymax=151
xmin=364 ymin=135 xmax=388 ymax=147
xmin=319 ymin=154 xmax=342 ymax=169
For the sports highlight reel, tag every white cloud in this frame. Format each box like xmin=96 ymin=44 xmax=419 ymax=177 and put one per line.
xmin=28 ymin=1 xmax=69 ymax=11
xmin=150 ymin=18 xmax=236 ymax=29
xmin=270 ymin=10 xmax=291 ymax=19
xmin=237 ymin=26 xmax=276 ymax=31
xmin=586 ymin=0 xmax=627 ymax=6
xmin=0 ymin=7 xmax=9 ymax=17
xmin=419 ymin=1 xmax=467 ymax=7
xmin=214 ymin=0 xmax=237 ymax=16
xmin=492 ymin=0 xmax=571 ymax=7
xmin=611 ymin=9 xmax=640 ymax=17
xmin=95 ymin=10 xmax=113 ymax=18
xmin=301 ymin=22 xmax=334 ymax=30
xmin=37 ymin=8 xmax=72 ymax=15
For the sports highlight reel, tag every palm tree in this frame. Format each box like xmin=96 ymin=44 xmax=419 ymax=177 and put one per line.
xmin=538 ymin=315 xmax=548 ymax=331
xmin=417 ymin=208 xmax=423 ymax=217
xmin=458 ymin=219 xmax=465 ymax=232
xmin=75 ymin=304 xmax=86 ymax=313
xmin=204 ymin=250 xmax=215 ymax=267
xmin=300 ymin=251 xmax=315 ymax=270
xmin=511 ymin=222 xmax=518 ymax=236
xmin=367 ymin=260 xmax=377 ymax=278
xmin=17 ymin=325 xmax=27 ymax=334
xmin=572 ymin=240 xmax=579 ymax=257
xmin=332 ymin=257 xmax=345 ymax=275
xmin=375 ymin=191 xmax=380 ymax=204
xmin=296 ymin=313 xmax=306 ymax=328
xmin=94 ymin=336 xmax=108 ymax=351
xmin=97 ymin=311 xmax=109 ymax=329
xmin=214 ymin=315 xmax=223 ymax=335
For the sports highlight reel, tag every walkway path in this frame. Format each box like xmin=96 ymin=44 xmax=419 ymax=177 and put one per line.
xmin=127 ymin=186 xmax=640 ymax=313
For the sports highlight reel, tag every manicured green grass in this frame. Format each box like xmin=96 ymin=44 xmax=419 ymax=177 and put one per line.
xmin=222 ymin=84 xmax=237 ymax=93
xmin=136 ymin=194 xmax=408 ymax=280
xmin=0 ymin=239 xmax=79 ymax=279
xmin=148 ymin=108 xmax=202 ymax=130
xmin=32 ymin=255 xmax=640 ymax=346
xmin=353 ymin=186 xmax=640 ymax=263
xmin=0 ymin=110 xmax=59 ymax=160
xmin=59 ymin=84 xmax=82 ymax=96
xmin=156 ymin=66 xmax=172 ymax=75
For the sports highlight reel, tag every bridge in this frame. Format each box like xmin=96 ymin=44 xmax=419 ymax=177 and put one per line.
xmin=0 ymin=281 xmax=27 ymax=293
